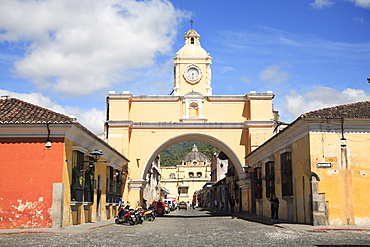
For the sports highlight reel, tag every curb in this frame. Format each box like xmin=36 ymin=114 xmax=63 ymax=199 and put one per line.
xmin=0 ymin=221 xmax=114 ymax=235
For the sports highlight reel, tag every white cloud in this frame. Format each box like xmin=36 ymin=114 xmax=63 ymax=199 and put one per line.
xmin=259 ymin=64 xmax=291 ymax=84
xmin=0 ymin=90 xmax=105 ymax=134
xmin=241 ymin=77 xmax=252 ymax=84
xmin=348 ymin=0 xmax=370 ymax=9
xmin=221 ymin=67 xmax=234 ymax=73
xmin=283 ymin=86 xmax=370 ymax=121
xmin=0 ymin=0 xmax=187 ymax=97
xmin=310 ymin=0 xmax=334 ymax=9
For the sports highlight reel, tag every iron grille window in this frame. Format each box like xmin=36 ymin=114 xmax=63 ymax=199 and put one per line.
xmin=71 ymin=150 xmax=88 ymax=202
xmin=265 ymin=161 xmax=275 ymax=198
xmin=253 ymin=167 xmax=262 ymax=199
xmin=106 ymin=167 xmax=122 ymax=203
xmin=281 ymin=152 xmax=293 ymax=196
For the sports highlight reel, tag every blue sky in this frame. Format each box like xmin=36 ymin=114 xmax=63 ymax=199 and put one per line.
xmin=0 ymin=0 xmax=369 ymax=133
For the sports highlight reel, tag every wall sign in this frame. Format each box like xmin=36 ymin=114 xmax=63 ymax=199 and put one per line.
xmin=325 ymin=157 xmax=337 ymax=162
xmin=317 ymin=162 xmax=332 ymax=168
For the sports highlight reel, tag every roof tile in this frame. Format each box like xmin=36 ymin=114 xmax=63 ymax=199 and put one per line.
xmin=0 ymin=97 xmax=75 ymax=124
xmin=303 ymin=101 xmax=370 ymax=119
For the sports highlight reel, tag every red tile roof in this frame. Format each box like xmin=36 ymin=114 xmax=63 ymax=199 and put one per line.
xmin=0 ymin=96 xmax=129 ymax=161
xmin=302 ymin=101 xmax=370 ymax=119
xmin=0 ymin=97 xmax=75 ymax=124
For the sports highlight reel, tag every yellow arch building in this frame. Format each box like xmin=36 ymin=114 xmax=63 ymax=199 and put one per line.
xmin=106 ymin=29 xmax=276 ymax=210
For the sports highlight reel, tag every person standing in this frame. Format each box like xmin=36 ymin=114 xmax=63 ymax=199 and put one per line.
xmin=269 ymin=193 xmax=279 ymax=223
xmin=230 ymin=197 xmax=235 ymax=213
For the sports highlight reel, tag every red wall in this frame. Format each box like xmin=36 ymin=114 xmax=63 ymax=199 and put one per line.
xmin=0 ymin=138 xmax=64 ymax=229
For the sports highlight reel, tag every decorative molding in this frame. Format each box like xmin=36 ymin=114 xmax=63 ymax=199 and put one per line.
xmin=106 ymin=120 xmax=133 ymax=127
xmin=264 ymin=156 xmax=275 ymax=163
xmin=207 ymin=95 xmax=247 ymax=102
xmin=128 ymin=180 xmax=146 ymax=191
xmin=126 ymin=122 xmax=245 ymax=129
xmin=245 ymin=120 xmax=275 ymax=127
xmin=246 ymin=92 xmax=274 ymax=100
xmin=72 ymin=146 xmax=89 ymax=154
xmin=279 ymin=147 xmax=292 ymax=154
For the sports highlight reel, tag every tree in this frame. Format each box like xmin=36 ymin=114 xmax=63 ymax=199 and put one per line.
xmin=160 ymin=141 xmax=220 ymax=167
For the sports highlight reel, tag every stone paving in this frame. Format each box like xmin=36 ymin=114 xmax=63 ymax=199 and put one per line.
xmin=1 ymin=208 xmax=370 ymax=246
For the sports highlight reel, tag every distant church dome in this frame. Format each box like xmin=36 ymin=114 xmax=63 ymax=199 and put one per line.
xmin=181 ymin=144 xmax=209 ymax=165
xmin=176 ymin=29 xmax=209 ymax=58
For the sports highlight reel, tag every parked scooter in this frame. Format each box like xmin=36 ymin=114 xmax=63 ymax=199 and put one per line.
xmin=136 ymin=207 xmax=155 ymax=221
xmin=115 ymin=205 xmax=140 ymax=225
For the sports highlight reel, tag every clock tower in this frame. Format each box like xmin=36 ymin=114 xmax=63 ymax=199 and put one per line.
xmin=173 ymin=29 xmax=212 ymax=96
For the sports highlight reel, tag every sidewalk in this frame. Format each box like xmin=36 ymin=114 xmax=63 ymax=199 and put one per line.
xmin=206 ymin=209 xmax=370 ymax=232
xmin=0 ymin=219 xmax=115 ymax=235
xmin=230 ymin=211 xmax=370 ymax=231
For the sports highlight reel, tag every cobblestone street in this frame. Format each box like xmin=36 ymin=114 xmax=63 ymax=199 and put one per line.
xmin=1 ymin=209 xmax=370 ymax=246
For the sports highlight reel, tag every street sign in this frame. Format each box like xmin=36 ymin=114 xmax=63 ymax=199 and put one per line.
xmin=317 ymin=162 xmax=332 ymax=168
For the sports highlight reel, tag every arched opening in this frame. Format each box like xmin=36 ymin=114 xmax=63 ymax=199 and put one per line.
xmin=141 ymin=133 xmax=244 ymax=180
xmin=189 ymin=102 xmax=199 ymax=118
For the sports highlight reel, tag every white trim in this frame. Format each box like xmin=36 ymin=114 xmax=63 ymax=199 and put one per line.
xmin=72 ymin=146 xmax=89 ymax=154
xmin=264 ymin=156 xmax=275 ymax=163
xmin=255 ymin=162 xmax=262 ymax=168
xmin=279 ymin=147 xmax=292 ymax=154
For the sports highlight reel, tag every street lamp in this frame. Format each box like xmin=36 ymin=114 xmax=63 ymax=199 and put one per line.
xmin=90 ymin=149 xmax=103 ymax=163
xmin=242 ymin=165 xmax=250 ymax=173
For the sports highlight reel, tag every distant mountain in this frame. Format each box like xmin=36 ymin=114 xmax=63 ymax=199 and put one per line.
xmin=160 ymin=141 xmax=220 ymax=167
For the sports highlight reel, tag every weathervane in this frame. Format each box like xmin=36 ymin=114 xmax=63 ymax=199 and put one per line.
xmin=190 ymin=20 xmax=194 ymax=29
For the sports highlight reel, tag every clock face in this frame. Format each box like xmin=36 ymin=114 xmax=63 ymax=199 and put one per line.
xmin=187 ymin=67 xmax=199 ymax=80
xmin=184 ymin=65 xmax=202 ymax=84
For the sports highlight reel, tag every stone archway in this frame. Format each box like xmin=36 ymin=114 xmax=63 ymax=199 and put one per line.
xmin=105 ymin=28 xmax=276 ymax=209
xmin=142 ymin=133 xmax=244 ymax=180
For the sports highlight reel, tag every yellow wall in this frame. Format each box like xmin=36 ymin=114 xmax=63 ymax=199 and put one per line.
xmin=161 ymin=165 xmax=211 ymax=203
xmin=310 ymin=132 xmax=370 ymax=225
xmin=62 ymin=139 xmax=126 ymax=227
xmin=106 ymin=29 xmax=275 ymax=209
xmin=247 ymin=119 xmax=370 ymax=226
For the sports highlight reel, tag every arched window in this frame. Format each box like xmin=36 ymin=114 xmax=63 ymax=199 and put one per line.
xmin=169 ymin=173 xmax=176 ymax=179
xmin=190 ymin=37 xmax=194 ymax=44
xmin=197 ymin=172 xmax=202 ymax=178
xmin=193 ymin=161 xmax=197 ymax=165
xmin=189 ymin=172 xmax=194 ymax=178
xmin=189 ymin=102 xmax=199 ymax=118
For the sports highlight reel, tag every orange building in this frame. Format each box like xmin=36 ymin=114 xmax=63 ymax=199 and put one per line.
xmin=0 ymin=96 xmax=128 ymax=229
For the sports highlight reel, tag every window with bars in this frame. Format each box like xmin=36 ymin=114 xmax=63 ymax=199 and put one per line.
xmin=71 ymin=150 xmax=95 ymax=203
xmin=253 ymin=167 xmax=263 ymax=199
xmin=106 ymin=167 xmax=122 ymax=203
xmin=281 ymin=152 xmax=293 ymax=196
xmin=71 ymin=150 xmax=85 ymax=202
xmin=265 ymin=161 xmax=275 ymax=198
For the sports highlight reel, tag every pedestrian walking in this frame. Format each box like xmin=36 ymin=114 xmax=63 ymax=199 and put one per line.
xmin=214 ymin=199 xmax=219 ymax=209
xmin=269 ymin=193 xmax=279 ymax=223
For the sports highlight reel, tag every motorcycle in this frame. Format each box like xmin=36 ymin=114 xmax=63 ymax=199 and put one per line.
xmin=115 ymin=205 xmax=140 ymax=225
xmin=137 ymin=208 xmax=155 ymax=222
